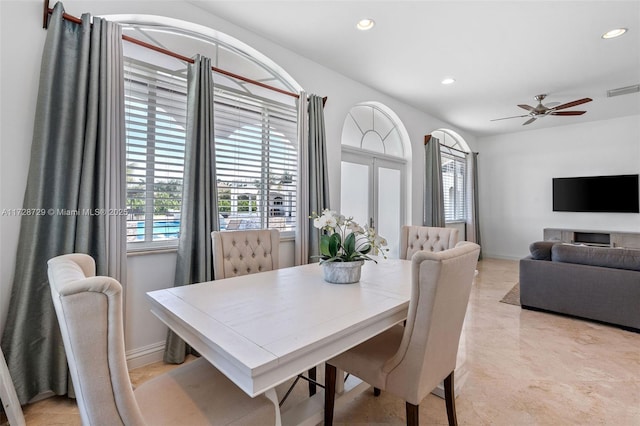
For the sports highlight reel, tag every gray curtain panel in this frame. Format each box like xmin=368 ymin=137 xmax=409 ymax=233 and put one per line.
xmin=423 ymin=136 xmax=445 ymax=227
xmin=422 ymin=137 xmax=445 ymax=227
xmin=0 ymin=3 xmax=125 ymax=403
xmin=164 ymin=55 xmax=219 ymax=364
xmin=307 ymin=95 xmax=330 ymax=261
xmin=294 ymin=91 xmax=309 ymax=265
xmin=471 ymin=152 xmax=482 ymax=259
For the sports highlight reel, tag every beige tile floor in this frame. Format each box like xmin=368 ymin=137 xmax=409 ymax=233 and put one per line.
xmin=13 ymin=258 xmax=640 ymax=425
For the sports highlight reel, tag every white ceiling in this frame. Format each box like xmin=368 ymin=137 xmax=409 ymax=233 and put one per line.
xmin=190 ymin=0 xmax=640 ymax=137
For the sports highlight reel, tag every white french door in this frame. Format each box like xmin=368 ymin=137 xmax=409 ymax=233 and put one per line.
xmin=340 ymin=149 xmax=405 ymax=258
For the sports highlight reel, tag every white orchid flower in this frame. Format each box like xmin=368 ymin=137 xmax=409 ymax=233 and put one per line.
xmin=312 ymin=208 xmax=388 ymax=262
xmin=324 ymin=215 xmax=337 ymax=229
xmin=346 ymin=221 xmax=362 ymax=233
xmin=313 ymin=215 xmax=327 ymax=229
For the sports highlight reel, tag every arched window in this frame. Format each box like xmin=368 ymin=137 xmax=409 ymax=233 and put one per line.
xmin=115 ymin=19 xmax=301 ymax=249
xmin=431 ymin=129 xmax=470 ymax=223
xmin=340 ymin=103 xmax=410 ymax=258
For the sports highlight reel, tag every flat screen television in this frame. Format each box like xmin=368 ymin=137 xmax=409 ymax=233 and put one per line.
xmin=553 ymin=174 xmax=639 ymax=213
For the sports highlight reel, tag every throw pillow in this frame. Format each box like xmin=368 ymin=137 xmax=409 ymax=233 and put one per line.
xmin=529 ymin=241 xmax=556 ymax=260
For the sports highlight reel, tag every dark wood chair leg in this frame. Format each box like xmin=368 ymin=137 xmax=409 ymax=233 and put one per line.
xmin=308 ymin=366 xmax=317 ymax=396
xmin=405 ymin=402 xmax=419 ymax=426
xmin=444 ymin=371 xmax=458 ymax=426
xmin=324 ymin=363 xmax=337 ymax=426
xmin=373 ymin=387 xmax=381 ymax=396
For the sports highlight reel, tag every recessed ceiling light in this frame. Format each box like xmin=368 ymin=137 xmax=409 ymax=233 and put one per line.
xmin=441 ymin=77 xmax=456 ymax=85
xmin=602 ymin=28 xmax=627 ymax=39
xmin=356 ymin=19 xmax=375 ymax=31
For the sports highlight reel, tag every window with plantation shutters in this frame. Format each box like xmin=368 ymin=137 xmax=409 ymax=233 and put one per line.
xmin=441 ymin=147 xmax=466 ymax=222
xmin=214 ymin=89 xmax=298 ymax=233
xmin=124 ymin=56 xmax=299 ymax=249
xmin=431 ymin=130 xmax=469 ymax=223
xmin=125 ymin=58 xmax=188 ymax=246
xmin=121 ymin=23 xmax=301 ymax=250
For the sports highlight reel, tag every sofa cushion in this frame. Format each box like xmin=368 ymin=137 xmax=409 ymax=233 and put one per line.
xmin=551 ymin=244 xmax=640 ymax=272
xmin=529 ymin=241 xmax=556 ymax=260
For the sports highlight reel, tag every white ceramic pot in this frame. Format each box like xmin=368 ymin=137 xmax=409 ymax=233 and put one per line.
xmin=322 ymin=260 xmax=364 ymax=284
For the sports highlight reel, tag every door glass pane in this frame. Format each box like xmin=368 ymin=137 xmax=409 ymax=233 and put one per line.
xmin=341 ymin=161 xmax=369 ymax=227
xmin=378 ymin=167 xmax=401 ymax=259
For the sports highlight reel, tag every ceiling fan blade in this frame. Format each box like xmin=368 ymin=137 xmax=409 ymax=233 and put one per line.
xmin=550 ymin=111 xmax=586 ymax=116
xmin=552 ymin=98 xmax=592 ymax=111
xmin=490 ymin=114 xmax=530 ymax=122
xmin=517 ymin=104 xmax=536 ymax=112
xmin=523 ymin=117 xmax=537 ymax=125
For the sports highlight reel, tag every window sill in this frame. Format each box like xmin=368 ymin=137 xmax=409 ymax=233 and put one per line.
xmin=127 ymin=241 xmax=178 ymax=256
xmin=127 ymin=247 xmax=178 ymax=257
xmin=279 ymin=230 xmax=295 ymax=242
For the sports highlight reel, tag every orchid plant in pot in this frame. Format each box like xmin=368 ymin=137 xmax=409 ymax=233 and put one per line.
xmin=311 ymin=209 xmax=389 ymax=283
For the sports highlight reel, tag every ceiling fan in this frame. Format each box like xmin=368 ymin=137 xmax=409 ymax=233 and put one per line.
xmin=491 ymin=94 xmax=593 ymax=125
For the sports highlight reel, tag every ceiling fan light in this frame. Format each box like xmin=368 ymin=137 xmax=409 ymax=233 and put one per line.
xmin=356 ymin=19 xmax=375 ymax=31
xmin=602 ymin=28 xmax=627 ymax=39
xmin=441 ymin=77 xmax=456 ymax=85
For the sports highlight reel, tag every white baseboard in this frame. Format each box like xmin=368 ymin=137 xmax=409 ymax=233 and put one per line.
xmin=481 ymin=252 xmax=522 ymax=261
xmin=126 ymin=341 xmax=165 ymax=370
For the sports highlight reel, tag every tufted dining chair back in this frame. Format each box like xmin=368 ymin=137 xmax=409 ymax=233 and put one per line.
xmin=211 ymin=229 xmax=280 ymax=280
xmin=399 ymin=225 xmax=459 ymax=260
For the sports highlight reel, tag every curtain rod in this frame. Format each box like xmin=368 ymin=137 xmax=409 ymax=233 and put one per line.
xmin=424 ymin=134 xmax=472 ymax=156
xmin=440 ymin=144 xmax=469 ymax=156
xmin=42 ymin=0 xmax=309 ymax=101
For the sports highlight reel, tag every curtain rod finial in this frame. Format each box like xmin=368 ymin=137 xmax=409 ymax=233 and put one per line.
xmin=424 ymin=135 xmax=432 ymax=145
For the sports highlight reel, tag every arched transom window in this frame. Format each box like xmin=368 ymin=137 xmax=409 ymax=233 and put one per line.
xmin=342 ymin=104 xmax=404 ymax=157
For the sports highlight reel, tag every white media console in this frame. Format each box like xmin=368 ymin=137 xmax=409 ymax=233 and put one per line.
xmin=543 ymin=228 xmax=640 ymax=249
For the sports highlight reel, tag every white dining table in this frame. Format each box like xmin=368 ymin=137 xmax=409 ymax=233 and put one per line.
xmin=146 ymin=256 xmax=412 ymax=425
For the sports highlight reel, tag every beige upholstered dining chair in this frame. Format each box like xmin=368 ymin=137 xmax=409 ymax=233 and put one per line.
xmin=211 ymin=229 xmax=280 ymax=279
xmin=399 ymin=225 xmax=459 ymax=260
xmin=324 ymin=241 xmax=481 ymax=426
xmin=47 ymin=253 xmax=277 ymax=426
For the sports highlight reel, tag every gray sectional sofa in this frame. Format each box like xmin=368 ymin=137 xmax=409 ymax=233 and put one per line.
xmin=519 ymin=242 xmax=640 ymax=331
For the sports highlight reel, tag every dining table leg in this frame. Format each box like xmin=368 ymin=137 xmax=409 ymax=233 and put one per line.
xmin=324 ymin=363 xmax=336 ymax=426
xmin=264 ymin=388 xmax=282 ymax=426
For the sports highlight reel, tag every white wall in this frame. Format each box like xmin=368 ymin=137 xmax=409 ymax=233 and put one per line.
xmin=0 ymin=0 xmax=476 ymax=364
xmin=478 ymin=115 xmax=640 ymax=260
